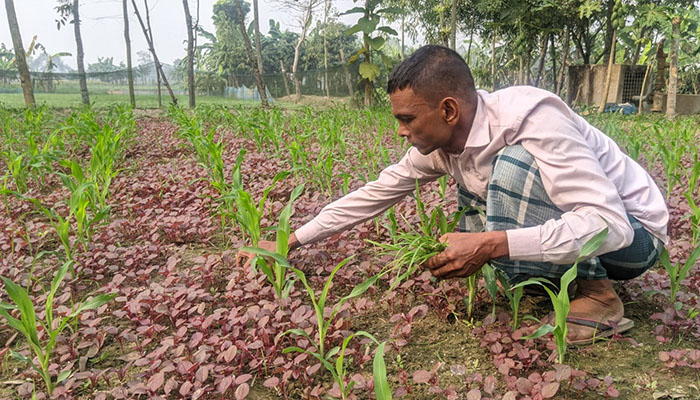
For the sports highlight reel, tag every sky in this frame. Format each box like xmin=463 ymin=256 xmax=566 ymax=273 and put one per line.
xmin=0 ymin=0 xmax=373 ymax=70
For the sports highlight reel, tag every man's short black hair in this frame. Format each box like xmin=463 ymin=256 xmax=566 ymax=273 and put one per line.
xmin=387 ymin=45 xmax=476 ymax=106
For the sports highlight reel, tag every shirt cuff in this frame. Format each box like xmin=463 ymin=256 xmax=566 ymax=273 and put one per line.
xmin=506 ymin=225 xmax=544 ymax=262
xmin=294 ymin=219 xmax=323 ymax=246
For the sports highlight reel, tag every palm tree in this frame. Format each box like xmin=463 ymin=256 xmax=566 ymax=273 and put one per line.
xmin=4 ymin=0 xmax=35 ymax=107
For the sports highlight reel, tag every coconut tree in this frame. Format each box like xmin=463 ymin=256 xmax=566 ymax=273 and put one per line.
xmin=4 ymin=0 xmax=35 ymax=107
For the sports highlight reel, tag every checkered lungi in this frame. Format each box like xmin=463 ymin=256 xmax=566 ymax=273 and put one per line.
xmin=457 ymin=145 xmax=664 ymax=284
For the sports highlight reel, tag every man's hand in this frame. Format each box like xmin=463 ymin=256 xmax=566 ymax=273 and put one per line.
xmin=423 ymin=231 xmax=509 ymax=279
xmin=235 ymin=233 xmax=303 ymax=269
xmin=235 ymin=240 xmax=276 ymax=268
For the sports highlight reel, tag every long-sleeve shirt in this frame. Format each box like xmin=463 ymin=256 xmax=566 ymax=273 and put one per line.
xmin=295 ymin=86 xmax=669 ymax=264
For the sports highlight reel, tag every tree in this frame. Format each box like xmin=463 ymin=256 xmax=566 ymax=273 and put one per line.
xmin=123 ymin=0 xmax=135 ymax=107
xmin=4 ymin=0 xmax=35 ymax=107
xmin=277 ymin=0 xmax=323 ymax=101
xmin=252 ymin=0 xmax=267 ymax=103
xmin=213 ymin=0 xmax=268 ymax=106
xmin=56 ymin=0 xmax=90 ymax=105
xmin=131 ymin=0 xmax=178 ymax=106
xmin=33 ymin=42 xmax=71 ymax=92
xmin=666 ymin=15 xmax=680 ymax=118
xmin=183 ymin=0 xmax=196 ymax=108
xmin=344 ymin=0 xmax=401 ymax=106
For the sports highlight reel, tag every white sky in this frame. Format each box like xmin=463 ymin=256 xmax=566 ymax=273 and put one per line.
xmin=0 ymin=0 xmax=375 ymax=69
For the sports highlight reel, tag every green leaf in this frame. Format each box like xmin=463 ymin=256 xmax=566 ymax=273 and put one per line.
xmin=345 ymin=24 xmax=364 ymax=36
xmin=373 ymin=342 xmax=391 ymax=400
xmin=1 ymin=276 xmax=40 ymax=347
xmin=340 ymin=6 xmax=366 ymax=15
xmin=68 ymin=294 xmax=116 ymax=320
xmin=377 ymin=26 xmax=399 ymax=35
xmin=522 ymin=324 xmax=557 ymax=340
xmin=577 ymin=226 xmax=609 ymax=259
xmin=359 ymin=62 xmax=380 ymax=81
xmin=368 ymin=36 xmax=385 ymax=50
xmin=356 ymin=16 xmax=380 ymax=34
xmin=240 ymin=247 xmax=291 ymax=268
xmin=57 ymin=369 xmax=72 ymax=383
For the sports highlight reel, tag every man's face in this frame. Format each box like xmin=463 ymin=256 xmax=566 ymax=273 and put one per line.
xmin=390 ymin=87 xmax=452 ymax=155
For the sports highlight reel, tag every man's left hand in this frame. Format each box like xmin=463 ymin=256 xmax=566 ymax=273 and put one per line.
xmin=423 ymin=231 xmax=509 ymax=279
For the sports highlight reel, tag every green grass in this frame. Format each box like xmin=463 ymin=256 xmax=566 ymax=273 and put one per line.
xmin=0 ymin=93 xmax=294 ymax=109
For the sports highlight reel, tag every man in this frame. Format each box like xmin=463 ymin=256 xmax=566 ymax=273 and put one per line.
xmin=239 ymin=45 xmax=668 ymax=344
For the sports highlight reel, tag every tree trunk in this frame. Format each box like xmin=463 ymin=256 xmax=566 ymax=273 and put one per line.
xmin=123 ymin=0 xmax=135 ymax=107
xmin=323 ymin=0 xmax=330 ymax=98
xmin=339 ymin=47 xmax=353 ymax=97
xmin=144 ymin=0 xmax=162 ymax=107
xmin=534 ymin=33 xmax=548 ymax=87
xmin=449 ymin=0 xmax=458 ymax=50
xmin=556 ymin=25 xmax=570 ymax=96
xmin=490 ymin=35 xmax=496 ymax=91
xmin=598 ymin=29 xmax=616 ymax=113
xmin=549 ymin=33 xmax=557 ymax=91
xmin=466 ymin=28 xmax=473 ymax=63
xmin=638 ymin=60 xmax=652 ymax=115
xmin=401 ymin=14 xmax=405 ymax=59
xmin=182 ymin=0 xmax=195 ymax=108
xmin=74 ymin=0 xmax=90 ymax=105
xmin=233 ymin=0 xmax=268 ymax=107
xmin=518 ymin=55 xmax=523 ymax=85
xmin=4 ymin=0 xmax=35 ymax=107
xmin=280 ymin=60 xmax=290 ymax=97
xmin=252 ymin=0 xmax=268 ymax=106
xmin=292 ymin=4 xmax=313 ymax=102
xmin=132 ymin=0 xmax=177 ymax=106
xmin=666 ymin=16 xmax=680 ymax=119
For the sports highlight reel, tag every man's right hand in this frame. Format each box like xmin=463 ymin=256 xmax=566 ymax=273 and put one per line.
xmin=235 ymin=240 xmax=277 ymax=269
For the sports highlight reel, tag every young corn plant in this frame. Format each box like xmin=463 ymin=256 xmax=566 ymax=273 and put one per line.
xmin=658 ymin=244 xmax=700 ymax=306
xmin=369 ymin=182 xmax=462 ymax=292
xmin=225 ymin=171 xmax=290 ymax=247
xmin=240 ymin=184 xmax=305 ymax=298
xmin=57 ymin=160 xmax=110 ymax=250
xmin=497 ymin=270 xmax=524 ymax=329
xmin=280 ymin=257 xmax=390 ymax=400
xmin=0 ymin=260 xmax=116 ymax=395
xmin=683 ymin=193 xmax=700 ymax=247
xmin=514 ymin=227 xmax=610 ymax=363
xmin=481 ymin=263 xmax=499 ymax=321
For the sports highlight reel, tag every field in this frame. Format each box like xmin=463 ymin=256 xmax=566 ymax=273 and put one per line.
xmin=0 ymin=104 xmax=699 ymax=400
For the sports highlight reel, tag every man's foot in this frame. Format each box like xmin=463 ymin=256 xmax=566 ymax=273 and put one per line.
xmin=539 ymin=279 xmax=625 ymax=343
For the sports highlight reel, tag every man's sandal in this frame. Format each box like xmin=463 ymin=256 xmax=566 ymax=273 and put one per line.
xmin=566 ymin=317 xmax=635 ymax=346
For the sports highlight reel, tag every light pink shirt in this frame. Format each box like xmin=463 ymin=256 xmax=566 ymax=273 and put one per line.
xmin=295 ymin=86 xmax=669 ymax=264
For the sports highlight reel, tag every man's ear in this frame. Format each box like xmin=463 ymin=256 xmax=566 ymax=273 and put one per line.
xmin=441 ymin=97 xmax=460 ymax=125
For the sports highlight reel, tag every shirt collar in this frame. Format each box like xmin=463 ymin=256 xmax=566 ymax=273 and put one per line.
xmin=464 ymin=91 xmax=490 ymax=149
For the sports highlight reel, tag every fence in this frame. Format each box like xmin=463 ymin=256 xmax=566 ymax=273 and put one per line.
xmin=0 ymin=61 xmax=375 ymax=107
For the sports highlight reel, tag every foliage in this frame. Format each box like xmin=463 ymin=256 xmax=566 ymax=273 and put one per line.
xmin=0 ymin=261 xmax=116 ymax=395
xmin=515 ymin=227 xmax=610 ymax=364
xmin=281 ymin=257 xmax=389 ymax=400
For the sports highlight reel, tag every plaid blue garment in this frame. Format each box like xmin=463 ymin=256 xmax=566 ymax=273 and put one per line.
xmin=457 ymin=145 xmax=664 ymax=284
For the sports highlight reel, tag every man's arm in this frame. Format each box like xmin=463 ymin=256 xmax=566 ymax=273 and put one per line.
xmin=237 ymin=147 xmax=445 ymax=265
xmin=293 ymin=147 xmax=446 ymax=246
